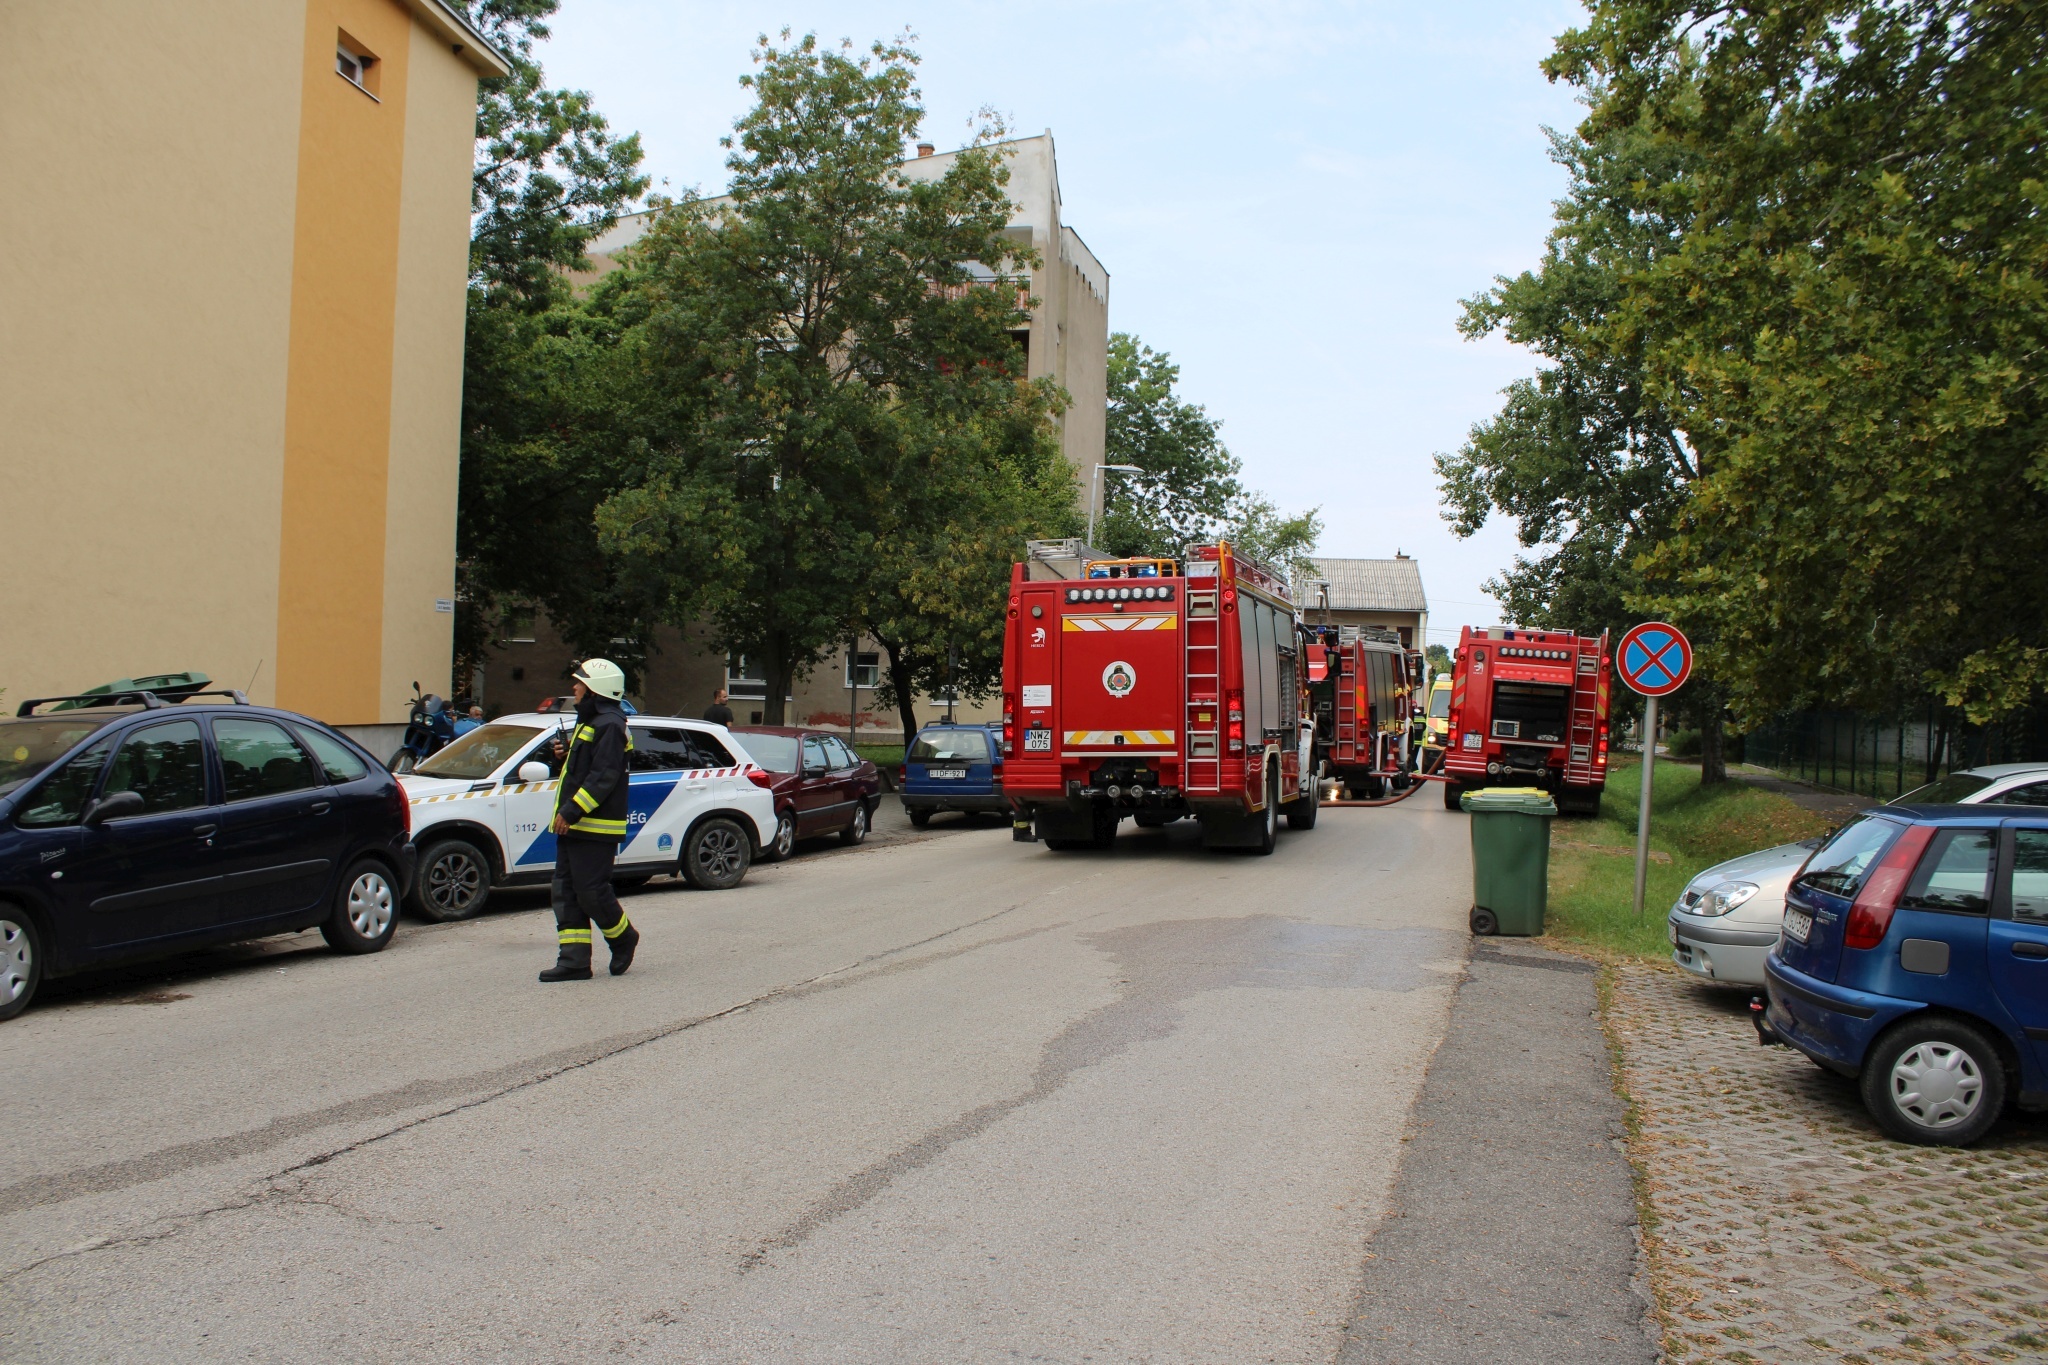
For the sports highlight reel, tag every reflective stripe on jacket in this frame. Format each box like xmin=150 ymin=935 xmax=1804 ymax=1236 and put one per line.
xmin=556 ymin=701 xmax=633 ymax=839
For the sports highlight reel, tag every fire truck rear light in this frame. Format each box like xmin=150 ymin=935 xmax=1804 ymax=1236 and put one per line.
xmin=1002 ymin=695 xmax=1016 ymax=757
xmin=1226 ymin=688 xmax=1244 ymax=753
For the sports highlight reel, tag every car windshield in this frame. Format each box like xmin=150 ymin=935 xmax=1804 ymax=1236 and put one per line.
xmin=1796 ymin=816 xmax=1903 ymax=897
xmin=413 ymin=723 xmax=546 ymax=780
xmin=1892 ymin=772 xmax=1993 ymax=805
xmin=732 ymin=733 xmax=800 ymax=773
xmin=910 ymin=731 xmax=990 ymax=762
xmin=0 ymin=715 xmax=127 ymax=797
xmin=1429 ymin=691 xmax=1450 ymax=718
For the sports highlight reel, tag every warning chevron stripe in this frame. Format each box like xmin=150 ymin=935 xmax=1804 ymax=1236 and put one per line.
xmin=1062 ymin=614 xmax=1178 ymax=633
xmin=1063 ymin=730 xmax=1176 ymax=746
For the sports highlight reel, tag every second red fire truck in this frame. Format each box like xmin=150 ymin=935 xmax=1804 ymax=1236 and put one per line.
xmin=1439 ymin=625 xmax=1612 ymax=815
xmin=999 ymin=540 xmax=1318 ymax=853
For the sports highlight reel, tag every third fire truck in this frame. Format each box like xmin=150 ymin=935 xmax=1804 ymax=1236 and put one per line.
xmin=1440 ymin=625 xmax=1612 ymax=815
xmin=1305 ymin=628 xmax=1428 ymax=799
xmin=1000 ymin=540 xmax=1318 ymax=854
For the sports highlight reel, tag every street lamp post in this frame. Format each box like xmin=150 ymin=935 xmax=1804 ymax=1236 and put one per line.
xmin=1086 ymin=463 xmax=1144 ymax=548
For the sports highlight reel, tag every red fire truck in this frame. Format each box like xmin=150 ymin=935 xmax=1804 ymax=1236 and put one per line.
xmin=1000 ymin=540 xmax=1318 ymax=853
xmin=1306 ymin=629 xmax=1428 ymax=798
xmin=1440 ymin=625 xmax=1612 ymax=815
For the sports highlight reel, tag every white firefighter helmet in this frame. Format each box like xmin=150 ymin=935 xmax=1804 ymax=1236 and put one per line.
xmin=572 ymin=657 xmax=627 ymax=700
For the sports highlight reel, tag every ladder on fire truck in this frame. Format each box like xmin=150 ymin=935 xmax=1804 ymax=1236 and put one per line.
xmin=1184 ymin=580 xmax=1221 ymax=794
xmin=1564 ymin=633 xmax=1606 ymax=786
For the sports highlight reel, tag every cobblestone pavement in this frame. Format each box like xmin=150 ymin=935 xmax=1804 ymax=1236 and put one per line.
xmin=1605 ymin=965 xmax=2048 ymax=1363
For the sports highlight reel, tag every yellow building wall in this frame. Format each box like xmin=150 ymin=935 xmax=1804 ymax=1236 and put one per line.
xmin=275 ymin=0 xmax=413 ymax=724
xmin=381 ymin=33 xmax=480 ymax=720
xmin=1 ymin=0 xmax=485 ymax=725
xmin=0 ymin=2 xmax=306 ymax=707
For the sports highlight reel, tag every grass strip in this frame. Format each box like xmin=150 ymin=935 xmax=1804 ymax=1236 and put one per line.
xmin=1543 ymin=756 xmax=1834 ymax=961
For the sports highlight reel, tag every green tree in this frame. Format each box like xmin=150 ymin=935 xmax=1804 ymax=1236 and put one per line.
xmin=1098 ymin=333 xmax=1322 ymax=575
xmin=454 ymin=1 xmax=649 ymax=687
xmin=1434 ymin=106 xmax=1729 ymax=772
xmin=592 ymin=34 xmax=1050 ymax=722
xmin=865 ymin=387 xmax=1078 ymax=744
xmin=1548 ymin=2 xmax=2048 ymax=725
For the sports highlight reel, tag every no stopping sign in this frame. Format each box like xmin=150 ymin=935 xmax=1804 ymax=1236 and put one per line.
xmin=1617 ymin=622 xmax=1692 ymax=697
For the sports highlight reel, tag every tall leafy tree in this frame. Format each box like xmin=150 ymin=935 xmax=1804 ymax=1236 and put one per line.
xmin=1098 ymin=333 xmax=1322 ymax=575
xmin=454 ymin=1 xmax=649 ymax=685
xmin=865 ymin=387 xmax=1078 ymax=744
xmin=1434 ymin=106 xmax=1734 ymax=773
xmin=592 ymin=34 xmax=1052 ymax=722
xmin=1547 ymin=2 xmax=2048 ymax=726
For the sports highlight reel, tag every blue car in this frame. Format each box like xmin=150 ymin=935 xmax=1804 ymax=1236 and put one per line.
xmin=900 ymin=724 xmax=1006 ymax=828
xmin=0 ymin=689 xmax=416 ymax=1021
xmin=1757 ymin=805 xmax=2048 ymax=1145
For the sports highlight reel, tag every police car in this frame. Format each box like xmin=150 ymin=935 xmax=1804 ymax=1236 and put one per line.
xmin=396 ymin=712 xmax=776 ymax=920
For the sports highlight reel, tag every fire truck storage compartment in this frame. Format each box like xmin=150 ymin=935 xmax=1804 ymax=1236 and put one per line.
xmin=1360 ymin=645 xmax=1403 ymax=726
xmin=1488 ymin=680 xmax=1570 ymax=745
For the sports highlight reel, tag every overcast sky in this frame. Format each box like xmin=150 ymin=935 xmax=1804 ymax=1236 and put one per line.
xmin=537 ymin=1 xmax=1591 ymax=646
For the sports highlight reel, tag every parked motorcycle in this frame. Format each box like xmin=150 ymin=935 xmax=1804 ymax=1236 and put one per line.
xmin=390 ymin=682 xmax=456 ymax=772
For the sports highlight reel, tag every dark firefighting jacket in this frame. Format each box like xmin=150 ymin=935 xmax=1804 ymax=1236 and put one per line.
xmin=555 ymin=697 xmax=632 ymax=840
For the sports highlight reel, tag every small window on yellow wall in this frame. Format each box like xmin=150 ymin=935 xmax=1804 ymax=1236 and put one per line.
xmin=336 ymin=32 xmax=379 ymax=98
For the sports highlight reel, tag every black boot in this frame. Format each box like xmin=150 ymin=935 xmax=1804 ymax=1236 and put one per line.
xmin=539 ymin=940 xmax=593 ymax=982
xmin=607 ymin=924 xmax=640 ymax=976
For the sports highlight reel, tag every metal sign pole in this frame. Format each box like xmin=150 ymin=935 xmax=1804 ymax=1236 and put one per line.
xmin=1633 ymin=695 xmax=1657 ymax=917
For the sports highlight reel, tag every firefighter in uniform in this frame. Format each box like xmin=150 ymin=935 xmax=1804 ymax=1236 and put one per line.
xmin=538 ymin=658 xmax=642 ymax=982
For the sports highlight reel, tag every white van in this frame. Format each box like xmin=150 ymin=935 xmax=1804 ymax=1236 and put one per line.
xmin=397 ymin=712 xmax=777 ymax=919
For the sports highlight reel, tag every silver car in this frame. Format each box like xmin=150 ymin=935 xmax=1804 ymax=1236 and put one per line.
xmin=1668 ymin=762 xmax=2048 ymax=986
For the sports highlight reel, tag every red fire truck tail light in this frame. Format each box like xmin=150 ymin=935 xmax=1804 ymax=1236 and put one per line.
xmin=1001 ymin=694 xmax=1015 ymax=757
xmin=1226 ymin=689 xmax=1244 ymax=753
xmin=1844 ymin=824 xmax=1937 ymax=951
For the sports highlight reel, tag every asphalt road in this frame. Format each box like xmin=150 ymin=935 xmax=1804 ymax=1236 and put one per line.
xmin=0 ymin=794 xmax=1644 ymax=1362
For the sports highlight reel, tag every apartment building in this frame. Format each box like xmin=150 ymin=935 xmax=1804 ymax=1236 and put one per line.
xmin=2 ymin=2 xmax=505 ymax=739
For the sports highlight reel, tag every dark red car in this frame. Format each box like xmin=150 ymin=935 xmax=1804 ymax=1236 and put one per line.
xmin=726 ymin=727 xmax=881 ymax=860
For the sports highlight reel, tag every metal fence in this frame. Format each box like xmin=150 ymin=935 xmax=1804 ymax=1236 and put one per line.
xmin=1742 ymin=705 xmax=2048 ymax=801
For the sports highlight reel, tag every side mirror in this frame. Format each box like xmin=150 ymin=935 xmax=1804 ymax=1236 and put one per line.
xmin=517 ymin=761 xmax=552 ymax=784
xmin=84 ymin=790 xmax=145 ymax=827
xmin=803 ymin=763 xmax=828 ymax=778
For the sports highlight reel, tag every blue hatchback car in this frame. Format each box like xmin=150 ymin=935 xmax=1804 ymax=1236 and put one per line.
xmin=0 ymin=690 xmax=415 ymax=1021
xmin=1758 ymin=805 xmax=2048 ymax=1145
xmin=900 ymin=724 xmax=1006 ymax=828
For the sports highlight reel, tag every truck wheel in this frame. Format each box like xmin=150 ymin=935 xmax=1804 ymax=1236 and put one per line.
xmin=1286 ymin=774 xmax=1320 ymax=830
xmin=1444 ymin=780 xmax=1466 ymax=811
xmin=1362 ymin=773 xmax=1386 ymax=800
xmin=1860 ymin=1016 xmax=2007 ymax=1146
xmin=684 ymin=818 xmax=752 ymax=889
xmin=410 ymin=839 xmax=492 ymax=922
xmin=1254 ymin=769 xmax=1279 ymax=855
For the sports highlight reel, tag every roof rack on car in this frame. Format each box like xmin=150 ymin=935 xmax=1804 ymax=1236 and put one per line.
xmin=14 ymin=688 xmax=251 ymax=717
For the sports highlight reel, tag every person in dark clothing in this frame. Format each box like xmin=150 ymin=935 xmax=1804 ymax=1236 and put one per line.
xmin=538 ymin=658 xmax=641 ymax=983
xmin=703 ymin=688 xmax=735 ymax=727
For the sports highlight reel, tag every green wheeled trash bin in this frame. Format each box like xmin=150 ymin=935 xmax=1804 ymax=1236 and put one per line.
xmin=1460 ymin=787 xmax=1556 ymax=936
